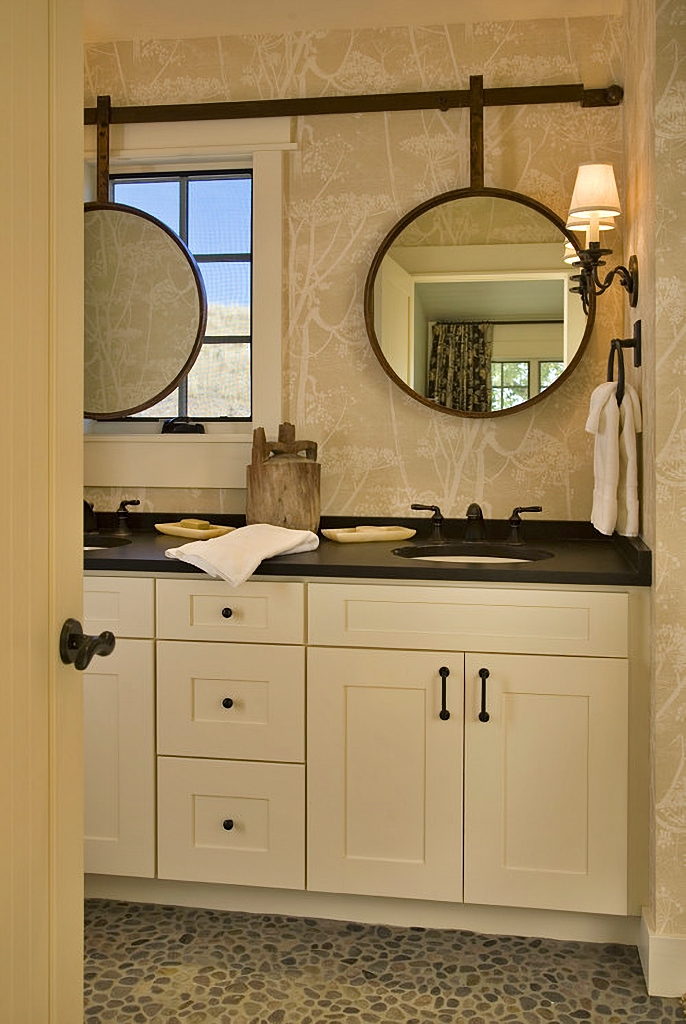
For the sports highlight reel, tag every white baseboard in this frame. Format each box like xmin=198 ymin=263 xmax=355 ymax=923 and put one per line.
xmin=638 ymin=909 xmax=686 ymax=997
xmin=85 ymin=874 xmax=640 ymax=947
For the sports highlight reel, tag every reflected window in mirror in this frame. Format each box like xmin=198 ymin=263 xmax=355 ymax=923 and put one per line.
xmin=110 ymin=171 xmax=252 ymax=421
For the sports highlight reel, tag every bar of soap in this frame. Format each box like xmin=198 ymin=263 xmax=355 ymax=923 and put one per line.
xmin=178 ymin=518 xmax=212 ymax=530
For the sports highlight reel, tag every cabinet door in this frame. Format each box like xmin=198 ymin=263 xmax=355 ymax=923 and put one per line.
xmin=307 ymin=647 xmax=463 ymax=902
xmin=83 ymin=639 xmax=155 ymax=877
xmin=464 ymin=653 xmax=628 ymax=915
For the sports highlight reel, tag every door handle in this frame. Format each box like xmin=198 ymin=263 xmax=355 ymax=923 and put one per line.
xmin=59 ymin=618 xmax=115 ymax=671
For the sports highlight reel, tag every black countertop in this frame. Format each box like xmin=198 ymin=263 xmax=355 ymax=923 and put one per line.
xmin=83 ymin=514 xmax=651 ymax=587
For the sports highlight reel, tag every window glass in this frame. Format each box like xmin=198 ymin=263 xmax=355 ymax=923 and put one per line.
xmin=491 ymin=361 xmax=529 ymax=411
xmin=110 ymin=171 xmax=252 ymax=420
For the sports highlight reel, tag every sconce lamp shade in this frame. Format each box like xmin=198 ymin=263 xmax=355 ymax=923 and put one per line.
xmin=568 ymin=163 xmax=622 ymax=220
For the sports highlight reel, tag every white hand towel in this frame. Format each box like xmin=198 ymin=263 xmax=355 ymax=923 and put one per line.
xmin=586 ymin=381 xmax=621 ymax=536
xmin=585 ymin=381 xmax=642 ymax=536
xmin=165 ymin=523 xmax=319 ymax=586
xmin=616 ymin=383 xmax=642 ymax=537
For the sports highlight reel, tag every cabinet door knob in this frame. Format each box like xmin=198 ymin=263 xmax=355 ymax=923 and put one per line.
xmin=438 ymin=666 xmax=450 ymax=720
xmin=222 ymin=697 xmax=234 ymax=709
xmin=221 ymin=607 xmax=233 ymax=619
xmin=222 ymin=818 xmax=234 ymax=831
xmin=478 ymin=667 xmax=490 ymax=722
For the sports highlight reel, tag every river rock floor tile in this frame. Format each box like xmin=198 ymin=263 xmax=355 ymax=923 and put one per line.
xmin=84 ymin=899 xmax=684 ymax=1023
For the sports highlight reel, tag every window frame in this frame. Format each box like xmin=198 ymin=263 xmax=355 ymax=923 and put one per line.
xmin=83 ymin=118 xmax=293 ymax=489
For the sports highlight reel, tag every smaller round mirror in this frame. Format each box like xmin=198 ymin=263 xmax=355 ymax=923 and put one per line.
xmin=84 ymin=202 xmax=207 ymax=419
xmin=364 ymin=187 xmax=594 ymax=417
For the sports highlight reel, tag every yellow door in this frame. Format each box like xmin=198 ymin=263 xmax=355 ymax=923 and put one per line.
xmin=0 ymin=0 xmax=84 ymax=1021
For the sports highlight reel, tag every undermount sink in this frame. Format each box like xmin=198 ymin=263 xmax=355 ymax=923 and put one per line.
xmin=84 ymin=535 xmax=132 ymax=551
xmin=392 ymin=542 xmax=554 ymax=564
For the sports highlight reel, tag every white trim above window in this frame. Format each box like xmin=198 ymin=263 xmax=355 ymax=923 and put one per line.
xmin=84 ymin=118 xmax=294 ymax=488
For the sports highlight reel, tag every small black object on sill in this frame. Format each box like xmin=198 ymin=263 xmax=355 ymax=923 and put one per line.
xmin=162 ymin=417 xmax=205 ymax=434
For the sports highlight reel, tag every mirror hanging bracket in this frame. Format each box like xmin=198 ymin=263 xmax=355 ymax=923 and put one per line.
xmin=96 ymin=94 xmax=111 ymax=204
xmin=469 ymin=76 xmax=485 ymax=190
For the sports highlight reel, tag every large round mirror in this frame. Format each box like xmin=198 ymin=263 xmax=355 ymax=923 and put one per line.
xmin=364 ymin=187 xmax=594 ymax=417
xmin=84 ymin=202 xmax=207 ymax=419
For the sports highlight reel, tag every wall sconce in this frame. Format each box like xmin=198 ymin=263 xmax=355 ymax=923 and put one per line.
xmin=566 ymin=162 xmax=639 ymax=314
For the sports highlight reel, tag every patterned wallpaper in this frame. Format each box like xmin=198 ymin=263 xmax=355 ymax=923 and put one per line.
xmin=653 ymin=0 xmax=686 ymax=937
xmin=84 ymin=16 xmax=626 ymax=521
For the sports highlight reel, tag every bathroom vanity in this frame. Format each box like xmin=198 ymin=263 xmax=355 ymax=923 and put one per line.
xmin=83 ymin=522 xmax=650 ymax=943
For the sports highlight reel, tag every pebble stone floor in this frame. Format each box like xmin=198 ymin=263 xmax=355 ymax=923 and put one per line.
xmin=84 ymin=899 xmax=685 ymax=1024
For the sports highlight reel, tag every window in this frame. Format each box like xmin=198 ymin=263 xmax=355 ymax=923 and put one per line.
xmin=111 ymin=171 xmax=253 ymax=421
xmin=491 ymin=361 xmax=530 ymax=411
xmin=539 ymin=360 xmax=564 ymax=391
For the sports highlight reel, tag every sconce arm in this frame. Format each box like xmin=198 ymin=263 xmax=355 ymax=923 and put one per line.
xmin=570 ymin=245 xmax=639 ymax=313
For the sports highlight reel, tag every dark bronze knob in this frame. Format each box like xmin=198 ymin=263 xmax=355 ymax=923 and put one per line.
xmin=222 ymin=697 xmax=234 ymax=709
xmin=59 ymin=618 xmax=115 ymax=671
xmin=222 ymin=819 xmax=234 ymax=831
xmin=221 ymin=607 xmax=233 ymax=619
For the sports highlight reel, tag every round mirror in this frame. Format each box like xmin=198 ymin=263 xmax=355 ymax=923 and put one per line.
xmin=364 ymin=187 xmax=594 ymax=417
xmin=84 ymin=202 xmax=207 ymax=419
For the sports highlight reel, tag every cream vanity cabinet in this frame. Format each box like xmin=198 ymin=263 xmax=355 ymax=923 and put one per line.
xmin=307 ymin=582 xmax=629 ymax=916
xmin=154 ymin=578 xmax=306 ymax=890
xmin=82 ymin=576 xmax=156 ymax=876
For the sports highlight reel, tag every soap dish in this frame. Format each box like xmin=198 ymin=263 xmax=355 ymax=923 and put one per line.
xmin=155 ymin=520 xmax=235 ymax=540
xmin=321 ymin=526 xmax=416 ymax=543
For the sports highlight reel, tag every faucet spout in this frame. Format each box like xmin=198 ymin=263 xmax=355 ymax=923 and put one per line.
xmin=464 ymin=503 xmax=485 ymax=542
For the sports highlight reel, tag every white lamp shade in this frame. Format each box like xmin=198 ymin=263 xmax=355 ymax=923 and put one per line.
xmin=568 ymin=163 xmax=621 ymax=219
xmin=563 ymin=240 xmax=579 ymax=264
xmin=565 ymin=216 xmax=615 ymax=232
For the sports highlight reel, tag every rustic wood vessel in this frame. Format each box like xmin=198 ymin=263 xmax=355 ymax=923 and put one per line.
xmin=246 ymin=422 xmax=321 ymax=532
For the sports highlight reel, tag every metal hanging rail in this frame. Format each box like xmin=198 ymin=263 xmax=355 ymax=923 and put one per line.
xmin=83 ymin=82 xmax=623 ymax=126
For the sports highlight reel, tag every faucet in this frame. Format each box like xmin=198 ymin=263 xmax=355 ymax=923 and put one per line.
xmin=507 ymin=505 xmax=542 ymax=544
xmin=410 ymin=503 xmax=446 ymax=543
xmin=83 ymin=499 xmax=98 ymax=534
xmin=114 ymin=499 xmax=140 ymax=537
xmin=464 ymin=503 xmax=485 ymax=542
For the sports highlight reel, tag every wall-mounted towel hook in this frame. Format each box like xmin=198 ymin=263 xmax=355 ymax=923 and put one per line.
xmin=607 ymin=320 xmax=641 ymax=406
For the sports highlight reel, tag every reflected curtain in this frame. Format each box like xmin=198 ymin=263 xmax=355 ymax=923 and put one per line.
xmin=427 ymin=321 xmax=493 ymax=412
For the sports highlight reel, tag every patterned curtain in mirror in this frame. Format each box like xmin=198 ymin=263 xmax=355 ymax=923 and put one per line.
xmin=427 ymin=322 xmax=493 ymax=413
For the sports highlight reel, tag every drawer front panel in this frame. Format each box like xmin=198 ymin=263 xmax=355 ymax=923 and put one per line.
xmin=157 ymin=756 xmax=305 ymax=890
xmin=156 ymin=579 xmax=304 ymax=644
xmin=84 ymin=576 xmax=155 ymax=639
xmin=157 ymin=641 xmax=305 ymax=762
xmin=308 ymin=583 xmax=628 ymax=657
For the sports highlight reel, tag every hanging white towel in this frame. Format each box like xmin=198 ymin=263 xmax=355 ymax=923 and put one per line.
xmin=165 ymin=523 xmax=319 ymax=586
xmin=585 ymin=381 xmax=642 ymax=536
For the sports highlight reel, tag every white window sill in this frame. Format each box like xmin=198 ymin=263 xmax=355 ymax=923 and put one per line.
xmin=84 ymin=433 xmax=253 ymax=488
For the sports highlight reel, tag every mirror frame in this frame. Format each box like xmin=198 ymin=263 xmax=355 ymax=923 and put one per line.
xmin=84 ymin=201 xmax=208 ymax=420
xmin=363 ymin=186 xmax=595 ymax=418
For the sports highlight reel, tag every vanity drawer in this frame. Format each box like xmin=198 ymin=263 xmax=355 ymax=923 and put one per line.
xmin=157 ymin=641 xmax=305 ymax=762
xmin=156 ymin=579 xmax=305 ymax=644
xmin=307 ymin=583 xmax=628 ymax=657
xmin=157 ymin=756 xmax=305 ymax=890
xmin=83 ymin=576 xmax=155 ymax=639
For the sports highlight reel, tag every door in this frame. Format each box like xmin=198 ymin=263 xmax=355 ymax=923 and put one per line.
xmin=463 ymin=653 xmax=628 ymax=915
xmin=0 ymin=0 xmax=85 ymax=1020
xmin=307 ymin=647 xmax=464 ymax=901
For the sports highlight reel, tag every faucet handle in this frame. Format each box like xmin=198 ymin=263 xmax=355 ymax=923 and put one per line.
xmin=411 ymin=503 xmax=445 ymax=542
xmin=508 ymin=506 xmax=542 ymax=544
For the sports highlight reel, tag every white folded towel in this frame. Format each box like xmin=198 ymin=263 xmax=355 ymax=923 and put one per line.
xmin=165 ymin=523 xmax=319 ymax=586
xmin=585 ymin=381 xmax=642 ymax=537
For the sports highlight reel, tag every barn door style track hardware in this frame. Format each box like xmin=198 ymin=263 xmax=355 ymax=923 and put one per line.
xmin=84 ymin=79 xmax=622 ymax=128
xmin=88 ymin=76 xmax=623 ymax=201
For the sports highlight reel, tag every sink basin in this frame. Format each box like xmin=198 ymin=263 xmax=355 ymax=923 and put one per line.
xmin=84 ymin=535 xmax=132 ymax=551
xmin=392 ymin=542 xmax=554 ymax=564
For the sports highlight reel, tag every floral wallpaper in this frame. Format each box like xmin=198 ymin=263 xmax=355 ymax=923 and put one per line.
xmin=85 ymin=16 xmax=625 ymax=521
xmin=653 ymin=0 xmax=686 ymax=938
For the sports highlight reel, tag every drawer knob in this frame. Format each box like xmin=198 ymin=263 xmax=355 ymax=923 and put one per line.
xmin=222 ymin=697 xmax=234 ymax=709
xmin=222 ymin=818 xmax=234 ymax=831
xmin=221 ymin=607 xmax=233 ymax=619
